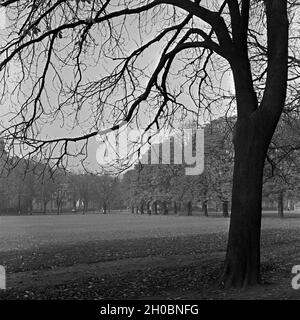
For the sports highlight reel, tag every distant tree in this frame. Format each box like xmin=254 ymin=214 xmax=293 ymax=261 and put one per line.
xmin=204 ymin=117 xmax=234 ymax=218
xmin=77 ymin=174 xmax=93 ymax=214
xmin=37 ymin=170 xmax=57 ymax=214
xmin=53 ymin=172 xmax=68 ymax=215
xmin=91 ymin=174 xmax=115 ymax=214
xmin=263 ymin=117 xmax=300 ymax=218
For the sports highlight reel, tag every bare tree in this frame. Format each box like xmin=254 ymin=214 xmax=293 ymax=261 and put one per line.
xmin=0 ymin=0 xmax=298 ymax=288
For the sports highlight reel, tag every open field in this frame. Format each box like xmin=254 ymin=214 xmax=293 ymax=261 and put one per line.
xmin=0 ymin=212 xmax=300 ymax=299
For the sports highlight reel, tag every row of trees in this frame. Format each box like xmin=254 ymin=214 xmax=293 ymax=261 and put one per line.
xmin=2 ymin=113 xmax=299 ymax=217
xmin=0 ymin=151 xmax=119 ymax=214
xmin=123 ymin=115 xmax=300 ymax=218
xmin=122 ymin=118 xmax=233 ymax=217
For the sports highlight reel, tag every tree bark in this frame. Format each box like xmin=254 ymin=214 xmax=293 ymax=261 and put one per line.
xmin=222 ymin=200 xmax=229 ymax=218
xmin=277 ymin=191 xmax=284 ymax=219
xmin=222 ymin=113 xmax=287 ymax=287
xmin=221 ymin=119 xmax=266 ymax=288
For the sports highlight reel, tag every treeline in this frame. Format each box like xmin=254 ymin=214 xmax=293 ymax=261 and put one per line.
xmin=122 ymin=116 xmax=300 ymax=218
xmin=0 ymin=155 xmax=122 ymax=214
xmin=121 ymin=118 xmax=233 ymax=217
xmin=1 ymin=116 xmax=299 ymax=217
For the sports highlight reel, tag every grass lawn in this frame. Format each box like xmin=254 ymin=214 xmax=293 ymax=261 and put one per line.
xmin=0 ymin=212 xmax=299 ymax=299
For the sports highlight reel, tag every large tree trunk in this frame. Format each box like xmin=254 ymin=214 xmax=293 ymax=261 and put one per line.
xmin=221 ymin=127 xmax=266 ymax=288
xmin=221 ymin=0 xmax=288 ymax=288
xmin=277 ymin=191 xmax=284 ymax=219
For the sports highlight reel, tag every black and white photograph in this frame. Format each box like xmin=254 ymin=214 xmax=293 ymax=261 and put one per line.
xmin=0 ymin=0 xmax=299 ymax=307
